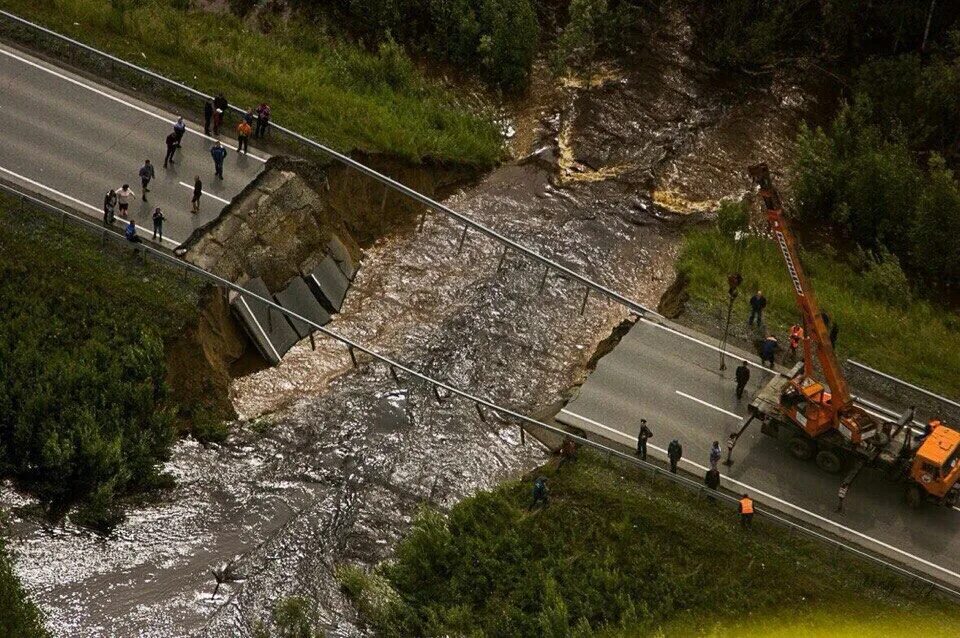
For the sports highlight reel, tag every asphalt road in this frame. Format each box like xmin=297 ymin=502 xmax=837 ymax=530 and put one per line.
xmin=0 ymin=41 xmax=267 ymax=247
xmin=559 ymin=317 xmax=960 ymax=588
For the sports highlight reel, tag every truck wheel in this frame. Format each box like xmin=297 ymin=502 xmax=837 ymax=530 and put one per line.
xmin=906 ymin=484 xmax=924 ymax=509
xmin=789 ymin=437 xmax=815 ymax=461
xmin=815 ymin=450 xmax=843 ymax=474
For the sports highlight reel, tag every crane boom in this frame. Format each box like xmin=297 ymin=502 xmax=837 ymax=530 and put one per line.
xmin=748 ymin=163 xmax=851 ymax=409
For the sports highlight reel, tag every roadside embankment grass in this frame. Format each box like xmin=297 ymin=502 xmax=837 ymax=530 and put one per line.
xmin=676 ymin=228 xmax=960 ymax=400
xmin=0 ymin=540 xmax=47 ymax=638
xmin=0 ymin=0 xmax=503 ymax=167
xmin=0 ymin=199 xmax=213 ymax=528
xmin=338 ymin=451 xmax=958 ymax=637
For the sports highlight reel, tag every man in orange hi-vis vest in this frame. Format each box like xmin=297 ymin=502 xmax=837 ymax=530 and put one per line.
xmin=739 ymin=493 xmax=754 ymax=528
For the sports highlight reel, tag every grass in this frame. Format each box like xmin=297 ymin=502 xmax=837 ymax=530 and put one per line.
xmin=0 ymin=540 xmax=47 ymax=638
xmin=338 ymin=451 xmax=959 ymax=637
xmin=0 ymin=0 xmax=503 ymax=167
xmin=676 ymin=228 xmax=960 ymax=400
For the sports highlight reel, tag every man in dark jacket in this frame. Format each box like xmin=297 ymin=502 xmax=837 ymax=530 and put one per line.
xmin=748 ymin=290 xmax=767 ymax=326
xmin=704 ymin=468 xmax=721 ymax=501
xmin=636 ymin=419 xmax=652 ymax=460
xmin=529 ymin=476 xmax=548 ymax=511
xmin=760 ymin=335 xmax=778 ymax=368
xmin=163 ymin=132 xmax=180 ymax=168
xmin=138 ymin=159 xmax=155 ymax=202
xmin=735 ymin=361 xmax=751 ymax=399
xmin=667 ymin=439 xmax=682 ymax=474
xmin=210 ymin=141 xmax=227 ymax=179
xmin=203 ymin=99 xmax=214 ymax=136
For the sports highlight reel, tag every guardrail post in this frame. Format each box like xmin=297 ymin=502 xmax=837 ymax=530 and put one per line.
xmin=389 ymin=364 xmax=400 ymax=385
xmin=267 ymin=306 xmax=273 ymax=332
xmin=519 ymin=424 xmax=525 ymax=445
xmin=457 ymin=224 xmax=468 ymax=253
xmin=433 ymin=385 xmax=443 ymax=404
xmin=417 ymin=209 xmax=427 ymax=232
xmin=538 ymin=266 xmax=549 ymax=293
xmin=309 ymin=332 xmax=316 ymax=351
xmin=475 ymin=403 xmax=487 ymax=423
xmin=497 ymin=248 xmax=508 ymax=273
xmin=579 ymin=287 xmax=590 ymax=315
xmin=348 ymin=344 xmax=358 ymax=367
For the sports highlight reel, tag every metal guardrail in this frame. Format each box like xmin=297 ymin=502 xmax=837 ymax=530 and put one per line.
xmin=848 ymin=359 xmax=960 ymax=412
xmin=5 ymin=179 xmax=959 ymax=602
xmin=0 ymin=8 xmax=661 ymax=323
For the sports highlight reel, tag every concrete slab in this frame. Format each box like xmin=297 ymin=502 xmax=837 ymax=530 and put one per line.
xmin=306 ymin=255 xmax=350 ymax=312
xmin=274 ymin=276 xmax=331 ymax=339
xmin=327 ymin=235 xmax=357 ymax=280
xmin=232 ymin=277 xmax=299 ymax=364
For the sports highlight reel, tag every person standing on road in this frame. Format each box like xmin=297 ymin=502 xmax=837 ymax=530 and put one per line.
xmin=255 ymin=102 xmax=271 ymax=138
xmin=244 ymin=108 xmax=255 ymax=126
xmin=152 ymin=207 xmax=165 ymax=242
xmin=173 ymin=116 xmax=186 ymax=142
xmin=735 ymin=360 xmax=751 ymax=400
xmin=667 ymin=439 xmax=682 ymax=474
xmin=203 ymin=99 xmax=214 ymax=136
xmin=236 ymin=119 xmax=252 ymax=154
xmin=139 ymin=159 xmax=155 ymax=202
xmin=211 ymin=141 xmax=227 ymax=180
xmin=213 ymin=108 xmax=224 ymax=136
xmin=636 ymin=419 xmax=652 ymax=461
xmin=191 ymin=175 xmax=202 ymax=214
xmin=748 ymin=290 xmax=766 ymax=326
xmin=124 ymin=219 xmax=141 ymax=243
xmin=213 ymin=93 xmax=228 ymax=135
xmin=709 ymin=441 xmax=722 ymax=471
xmin=704 ymin=467 xmax=720 ymax=501
xmin=760 ymin=335 xmax=778 ymax=368
xmin=739 ymin=493 xmax=754 ymax=528
xmin=116 ymin=184 xmax=135 ymax=218
xmin=164 ymin=131 xmax=180 ymax=168
xmin=103 ymin=188 xmax=117 ymax=225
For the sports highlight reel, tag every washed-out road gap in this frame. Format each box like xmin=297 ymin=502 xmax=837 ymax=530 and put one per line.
xmin=0 ymin=41 xmax=266 ymax=246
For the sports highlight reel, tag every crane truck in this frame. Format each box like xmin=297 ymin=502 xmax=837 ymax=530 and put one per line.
xmin=736 ymin=163 xmax=960 ymax=508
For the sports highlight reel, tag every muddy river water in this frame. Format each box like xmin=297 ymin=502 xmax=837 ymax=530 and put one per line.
xmin=2 ymin=6 xmax=818 ymax=636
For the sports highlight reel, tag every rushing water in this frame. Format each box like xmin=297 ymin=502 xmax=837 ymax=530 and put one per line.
xmin=2 ymin=5 xmax=818 ymax=635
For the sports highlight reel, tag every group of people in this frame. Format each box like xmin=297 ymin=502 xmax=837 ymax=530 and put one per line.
xmin=101 ymin=93 xmax=272 ymax=245
xmin=746 ymin=290 xmax=839 ymax=369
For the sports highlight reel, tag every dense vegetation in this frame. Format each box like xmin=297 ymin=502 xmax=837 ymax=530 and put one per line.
xmin=2 ymin=0 xmax=503 ymax=166
xmin=677 ymin=206 xmax=960 ymax=398
xmin=0 ymin=203 xmax=204 ymax=529
xmin=335 ymin=452 xmax=958 ymax=637
xmin=0 ymin=542 xmax=48 ymax=638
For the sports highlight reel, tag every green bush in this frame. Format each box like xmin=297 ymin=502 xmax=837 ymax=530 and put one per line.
xmin=0 ymin=203 xmax=202 ymax=529
xmin=911 ymin=155 xmax=960 ymax=283
xmin=0 ymin=541 xmax=48 ymax=638
xmin=715 ymin=199 xmax=750 ymax=239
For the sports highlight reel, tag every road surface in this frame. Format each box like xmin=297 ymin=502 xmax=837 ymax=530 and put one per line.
xmin=0 ymin=41 xmax=267 ymax=246
xmin=559 ymin=316 xmax=960 ymax=588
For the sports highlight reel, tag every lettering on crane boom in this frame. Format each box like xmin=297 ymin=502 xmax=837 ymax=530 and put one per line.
xmin=774 ymin=230 xmax=805 ymax=297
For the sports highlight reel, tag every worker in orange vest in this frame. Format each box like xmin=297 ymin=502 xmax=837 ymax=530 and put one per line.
xmin=739 ymin=493 xmax=754 ymax=528
xmin=788 ymin=324 xmax=803 ymax=361
xmin=236 ymin=119 xmax=252 ymax=155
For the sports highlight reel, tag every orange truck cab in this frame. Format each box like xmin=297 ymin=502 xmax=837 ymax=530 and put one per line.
xmin=908 ymin=422 xmax=960 ymax=507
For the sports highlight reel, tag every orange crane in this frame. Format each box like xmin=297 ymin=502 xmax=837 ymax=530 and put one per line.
xmin=733 ymin=163 xmax=960 ymax=508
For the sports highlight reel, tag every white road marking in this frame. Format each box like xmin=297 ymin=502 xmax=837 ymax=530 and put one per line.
xmin=179 ymin=181 xmax=230 ymax=204
xmin=0 ymin=46 xmax=268 ymax=164
xmin=0 ymin=163 xmax=181 ymax=247
xmin=558 ymin=407 xmax=960 ymax=582
xmin=675 ymin=390 xmax=742 ymax=420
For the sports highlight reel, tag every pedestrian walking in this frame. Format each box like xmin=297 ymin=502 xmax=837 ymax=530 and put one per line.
xmin=704 ymin=467 xmax=720 ymax=501
xmin=739 ymin=493 xmax=754 ymax=528
xmin=709 ymin=440 xmax=722 ymax=471
xmin=203 ymin=99 xmax=214 ymax=136
xmin=210 ymin=141 xmax=227 ymax=179
xmin=788 ymin=323 xmax=803 ymax=361
xmin=636 ymin=419 xmax=652 ymax=460
xmin=116 ymin=184 xmax=135 ymax=218
xmin=735 ymin=360 xmax=750 ymax=400
xmin=139 ymin=159 xmax=155 ymax=201
xmin=830 ymin=322 xmax=839 ymax=349
xmin=191 ymin=175 xmax=202 ymax=214
xmin=125 ymin=219 xmax=142 ymax=243
xmin=255 ymin=102 xmax=271 ymax=138
xmin=164 ymin=132 xmax=180 ymax=168
xmin=103 ymin=188 xmax=117 ymax=225
xmin=748 ymin=290 xmax=767 ymax=326
xmin=760 ymin=335 xmax=778 ymax=368
xmin=529 ymin=476 xmax=548 ymax=511
xmin=236 ymin=119 xmax=252 ymax=154
xmin=152 ymin=207 xmax=165 ymax=241
xmin=667 ymin=438 xmax=682 ymax=474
